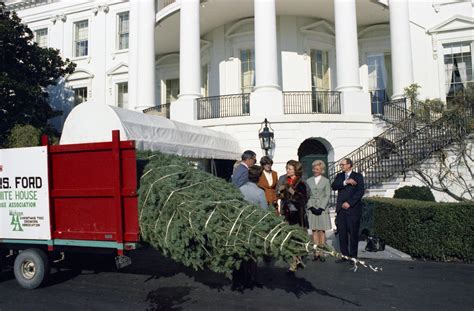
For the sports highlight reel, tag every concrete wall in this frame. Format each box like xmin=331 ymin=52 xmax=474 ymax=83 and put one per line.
xmin=408 ymin=0 xmax=474 ymax=100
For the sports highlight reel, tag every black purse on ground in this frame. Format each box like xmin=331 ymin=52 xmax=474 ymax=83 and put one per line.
xmin=365 ymin=236 xmax=386 ymax=252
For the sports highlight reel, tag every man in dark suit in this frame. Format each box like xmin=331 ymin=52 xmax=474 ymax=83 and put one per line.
xmin=331 ymin=158 xmax=365 ymax=261
xmin=232 ymin=150 xmax=256 ymax=188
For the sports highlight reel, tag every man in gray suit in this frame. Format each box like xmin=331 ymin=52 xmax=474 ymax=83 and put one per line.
xmin=232 ymin=150 xmax=257 ymax=188
xmin=240 ymin=165 xmax=267 ymax=209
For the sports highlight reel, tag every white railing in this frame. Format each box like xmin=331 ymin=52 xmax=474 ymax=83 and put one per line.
xmin=157 ymin=0 xmax=177 ymax=12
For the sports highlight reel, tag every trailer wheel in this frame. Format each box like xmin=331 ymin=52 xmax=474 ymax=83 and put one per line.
xmin=13 ymin=249 xmax=50 ymax=289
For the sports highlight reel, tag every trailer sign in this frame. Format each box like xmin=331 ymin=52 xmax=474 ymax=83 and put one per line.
xmin=0 ymin=146 xmax=51 ymax=239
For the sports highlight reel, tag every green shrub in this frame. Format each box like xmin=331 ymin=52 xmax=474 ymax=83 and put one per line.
xmin=366 ymin=198 xmax=474 ymax=262
xmin=6 ymin=124 xmax=41 ymax=148
xmin=359 ymin=201 xmax=375 ymax=236
xmin=5 ymin=124 xmax=60 ymax=148
xmin=394 ymin=185 xmax=435 ymax=202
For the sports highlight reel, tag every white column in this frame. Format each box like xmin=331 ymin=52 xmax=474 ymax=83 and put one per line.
xmin=334 ymin=0 xmax=370 ymax=115
xmin=254 ymin=0 xmax=279 ymax=91
xmin=49 ymin=14 xmax=66 ymax=52
xmin=91 ymin=5 xmax=108 ymax=105
xmin=389 ymin=0 xmax=414 ymax=99
xmin=171 ymin=0 xmax=201 ymax=122
xmin=128 ymin=1 xmax=138 ymax=110
xmin=129 ymin=0 xmax=156 ymax=111
xmin=250 ymin=0 xmax=283 ymax=117
xmin=334 ymin=0 xmax=361 ymax=92
xmin=48 ymin=14 xmax=67 ymax=130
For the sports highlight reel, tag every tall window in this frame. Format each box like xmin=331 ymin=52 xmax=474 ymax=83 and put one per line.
xmin=34 ymin=28 xmax=48 ymax=48
xmin=240 ymin=49 xmax=255 ymax=94
xmin=311 ymin=49 xmax=330 ymax=91
xmin=443 ymin=42 xmax=473 ymax=101
xmin=201 ymin=64 xmax=209 ymax=97
xmin=74 ymin=20 xmax=89 ymax=57
xmin=73 ymin=87 xmax=87 ymax=106
xmin=367 ymin=53 xmax=392 ymax=114
xmin=165 ymin=79 xmax=179 ymax=104
xmin=310 ymin=49 xmax=330 ymax=112
xmin=117 ymin=82 xmax=128 ymax=108
xmin=117 ymin=12 xmax=129 ymax=50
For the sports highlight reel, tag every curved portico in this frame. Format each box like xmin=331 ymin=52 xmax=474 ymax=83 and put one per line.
xmin=126 ymin=0 xmax=415 ymax=170
xmin=130 ymin=0 xmax=414 ymax=121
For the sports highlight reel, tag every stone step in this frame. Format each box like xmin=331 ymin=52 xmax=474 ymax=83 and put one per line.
xmin=367 ymin=181 xmax=400 ymax=189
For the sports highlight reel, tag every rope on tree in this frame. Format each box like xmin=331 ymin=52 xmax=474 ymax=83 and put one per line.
xmin=137 ymin=151 xmax=381 ymax=277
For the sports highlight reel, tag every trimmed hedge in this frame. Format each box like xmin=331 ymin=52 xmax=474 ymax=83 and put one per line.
xmin=393 ymin=185 xmax=435 ymax=202
xmin=364 ymin=198 xmax=474 ymax=262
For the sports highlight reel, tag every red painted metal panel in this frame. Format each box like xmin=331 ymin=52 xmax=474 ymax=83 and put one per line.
xmin=42 ymin=135 xmax=55 ymax=244
xmin=48 ymin=132 xmax=139 ymax=245
xmin=112 ymin=131 xmax=124 ymax=253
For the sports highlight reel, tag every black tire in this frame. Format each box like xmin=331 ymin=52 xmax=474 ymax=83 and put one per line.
xmin=13 ymin=249 xmax=50 ymax=289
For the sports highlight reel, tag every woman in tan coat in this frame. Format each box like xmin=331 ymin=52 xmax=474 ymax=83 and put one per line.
xmin=306 ymin=160 xmax=331 ymax=262
xmin=257 ymin=156 xmax=278 ymax=213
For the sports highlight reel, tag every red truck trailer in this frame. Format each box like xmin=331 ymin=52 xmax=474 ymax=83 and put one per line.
xmin=0 ymin=131 xmax=140 ymax=289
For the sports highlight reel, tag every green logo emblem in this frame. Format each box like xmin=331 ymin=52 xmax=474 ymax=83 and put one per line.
xmin=9 ymin=211 xmax=23 ymax=231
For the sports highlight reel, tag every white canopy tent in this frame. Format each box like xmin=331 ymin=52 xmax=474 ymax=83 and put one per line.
xmin=60 ymin=102 xmax=241 ymax=160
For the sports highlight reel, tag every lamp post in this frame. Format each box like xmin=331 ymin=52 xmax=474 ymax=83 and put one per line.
xmin=258 ymin=118 xmax=274 ymax=156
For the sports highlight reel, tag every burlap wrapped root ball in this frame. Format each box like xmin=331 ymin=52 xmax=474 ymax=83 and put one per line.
xmin=137 ymin=151 xmax=314 ymax=277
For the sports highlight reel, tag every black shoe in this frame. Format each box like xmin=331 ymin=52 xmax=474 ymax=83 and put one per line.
xmin=335 ymin=258 xmax=348 ymax=264
xmin=319 ymin=256 xmax=326 ymax=262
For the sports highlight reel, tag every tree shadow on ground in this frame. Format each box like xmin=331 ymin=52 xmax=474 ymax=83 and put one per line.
xmin=124 ymin=247 xmax=360 ymax=306
xmin=145 ymin=286 xmax=194 ymax=311
xmin=255 ymin=264 xmax=361 ymax=306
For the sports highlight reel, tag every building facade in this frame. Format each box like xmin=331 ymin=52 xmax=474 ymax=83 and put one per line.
xmin=6 ymin=0 xmax=474 ymax=176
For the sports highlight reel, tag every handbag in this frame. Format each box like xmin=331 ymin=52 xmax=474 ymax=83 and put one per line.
xmin=309 ymin=206 xmax=324 ymax=216
xmin=365 ymin=236 xmax=385 ymax=252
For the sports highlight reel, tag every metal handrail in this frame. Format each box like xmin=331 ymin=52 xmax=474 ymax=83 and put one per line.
xmin=283 ymin=91 xmax=341 ymax=114
xmin=376 ymin=98 xmax=411 ymax=125
xmin=328 ymin=103 xmax=472 ymax=204
xmin=142 ymin=103 xmax=171 ymax=118
xmin=370 ymin=89 xmax=389 ymax=115
xmin=196 ymin=93 xmax=250 ymax=120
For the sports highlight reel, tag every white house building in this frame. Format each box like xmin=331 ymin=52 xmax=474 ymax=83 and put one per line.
xmin=5 ymin=0 xmax=474 ymax=185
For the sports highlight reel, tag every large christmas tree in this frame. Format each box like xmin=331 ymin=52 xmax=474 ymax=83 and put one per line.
xmin=137 ymin=151 xmax=313 ymax=277
xmin=137 ymin=151 xmax=380 ymax=276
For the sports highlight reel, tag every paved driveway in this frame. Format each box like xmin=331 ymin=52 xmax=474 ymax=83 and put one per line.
xmin=0 ymin=248 xmax=472 ymax=311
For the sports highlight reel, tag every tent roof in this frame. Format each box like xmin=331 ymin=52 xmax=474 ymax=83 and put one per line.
xmin=60 ymin=102 xmax=241 ymax=160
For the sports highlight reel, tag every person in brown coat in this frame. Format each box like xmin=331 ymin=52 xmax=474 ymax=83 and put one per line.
xmin=257 ymin=156 xmax=278 ymax=213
